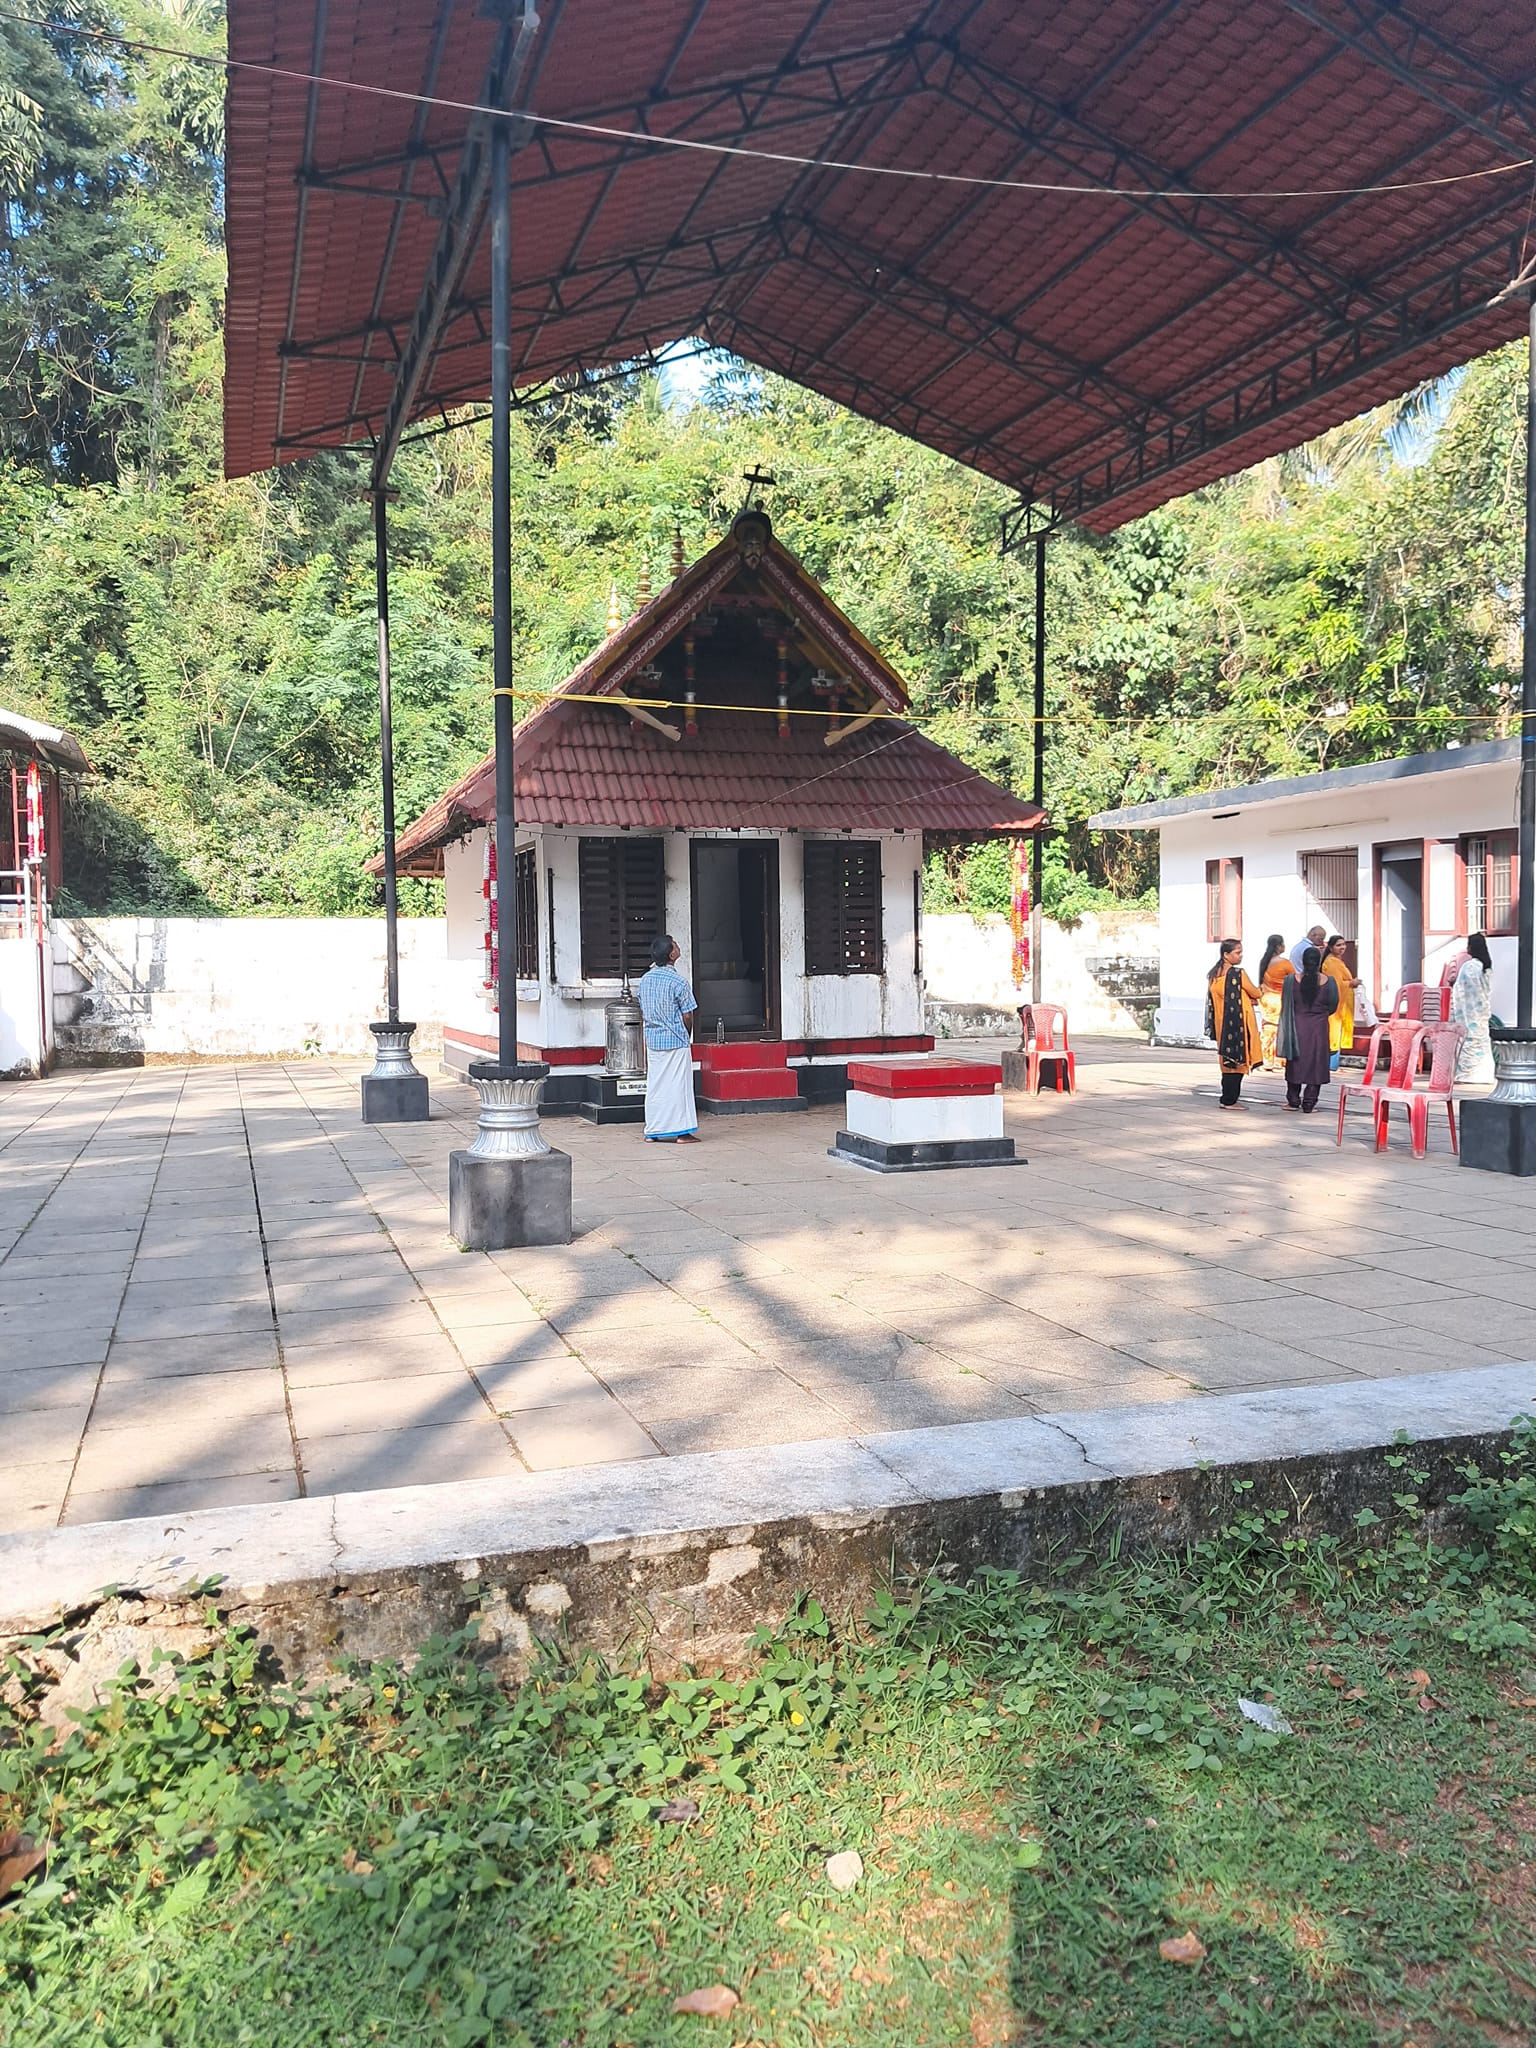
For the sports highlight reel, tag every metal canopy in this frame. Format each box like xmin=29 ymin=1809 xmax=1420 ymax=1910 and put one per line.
xmin=224 ymin=0 xmax=1536 ymax=530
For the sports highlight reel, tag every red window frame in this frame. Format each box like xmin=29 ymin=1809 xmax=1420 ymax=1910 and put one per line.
xmin=1461 ymin=831 xmax=1517 ymax=939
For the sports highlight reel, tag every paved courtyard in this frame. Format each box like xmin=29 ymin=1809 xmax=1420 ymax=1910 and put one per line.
xmin=3 ymin=1039 xmax=1533 ymax=1534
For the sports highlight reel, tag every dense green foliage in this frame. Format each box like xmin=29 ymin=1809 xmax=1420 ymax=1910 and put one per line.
xmin=0 ymin=7 xmax=1526 ymax=916
xmin=5 ymin=1435 xmax=1536 ymax=2044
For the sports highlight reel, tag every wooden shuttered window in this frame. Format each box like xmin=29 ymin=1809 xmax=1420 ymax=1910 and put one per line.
xmin=804 ymin=839 xmax=884 ymax=975
xmin=514 ymin=845 xmax=537 ymax=980
xmin=1463 ymin=832 xmax=1517 ymax=938
xmin=1205 ymin=857 xmax=1243 ymax=943
xmin=578 ymin=836 xmax=666 ymax=980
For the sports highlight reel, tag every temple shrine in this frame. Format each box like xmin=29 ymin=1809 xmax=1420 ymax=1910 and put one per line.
xmin=390 ymin=508 xmax=1042 ymax=1119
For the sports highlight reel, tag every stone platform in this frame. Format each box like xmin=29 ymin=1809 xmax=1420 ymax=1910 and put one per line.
xmin=2 ymin=1038 xmax=1531 ymax=1537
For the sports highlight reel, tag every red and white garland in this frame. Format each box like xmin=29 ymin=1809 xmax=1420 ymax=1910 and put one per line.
xmin=481 ymin=830 xmax=498 ymax=1012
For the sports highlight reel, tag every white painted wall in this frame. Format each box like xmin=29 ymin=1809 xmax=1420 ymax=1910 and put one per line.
xmin=923 ymin=910 xmax=1158 ymax=1034
xmin=52 ymin=918 xmax=461 ymax=1061
xmin=1152 ymin=755 xmax=1521 ymax=1038
xmin=443 ymin=824 xmax=927 ymax=1055
xmin=1 ymin=930 xmax=48 ymax=1076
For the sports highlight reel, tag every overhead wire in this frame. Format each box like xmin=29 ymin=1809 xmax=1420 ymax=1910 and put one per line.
xmin=5 ymin=9 xmax=1536 ymax=206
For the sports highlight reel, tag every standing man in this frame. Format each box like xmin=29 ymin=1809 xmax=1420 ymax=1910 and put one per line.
xmin=1290 ymin=923 xmax=1327 ymax=973
xmin=637 ymin=934 xmax=700 ymax=1144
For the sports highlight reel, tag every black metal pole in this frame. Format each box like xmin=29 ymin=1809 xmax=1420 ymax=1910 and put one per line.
xmin=490 ymin=112 xmax=516 ymax=1071
xmin=1031 ymin=533 xmax=1045 ymax=1008
xmin=373 ymin=488 xmax=401 ymax=1026
xmin=1520 ymin=292 xmax=1536 ymax=1031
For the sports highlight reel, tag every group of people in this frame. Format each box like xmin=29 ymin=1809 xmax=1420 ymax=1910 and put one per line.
xmin=1206 ymin=923 xmax=1497 ymax=1111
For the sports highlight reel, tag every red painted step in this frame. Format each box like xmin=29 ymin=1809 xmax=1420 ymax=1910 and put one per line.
xmin=698 ymin=1069 xmax=802 ymax=1102
xmin=695 ymin=1041 xmax=792 ymax=1072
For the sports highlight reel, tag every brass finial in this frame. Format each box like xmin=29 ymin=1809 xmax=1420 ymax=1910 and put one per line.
xmin=671 ymin=524 xmax=685 ymax=580
xmin=636 ymin=563 xmax=652 ymax=608
xmin=606 ymin=581 xmax=623 ymax=636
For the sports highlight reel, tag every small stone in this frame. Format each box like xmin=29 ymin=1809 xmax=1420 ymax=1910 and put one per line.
xmin=826 ymin=1849 xmax=863 ymax=1892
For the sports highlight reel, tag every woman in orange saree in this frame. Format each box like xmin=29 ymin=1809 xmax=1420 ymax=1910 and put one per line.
xmin=1256 ymin=934 xmax=1294 ymax=1072
xmin=1206 ymin=939 xmax=1264 ymax=1108
xmin=1320 ymin=936 xmax=1358 ymax=1068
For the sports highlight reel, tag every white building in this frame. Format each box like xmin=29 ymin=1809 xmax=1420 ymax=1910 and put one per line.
xmin=1090 ymin=739 xmax=1521 ymax=1041
xmin=390 ymin=510 xmax=1042 ymax=1115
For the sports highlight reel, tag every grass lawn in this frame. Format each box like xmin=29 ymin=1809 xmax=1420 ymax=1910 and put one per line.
xmin=4 ymin=1444 xmax=1536 ymax=2047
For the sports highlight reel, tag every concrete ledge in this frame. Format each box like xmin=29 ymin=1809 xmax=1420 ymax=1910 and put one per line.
xmin=4 ymin=1365 xmax=1533 ymax=1675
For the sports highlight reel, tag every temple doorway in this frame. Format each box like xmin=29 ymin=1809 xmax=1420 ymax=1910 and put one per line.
xmin=690 ymin=839 xmax=780 ymax=1039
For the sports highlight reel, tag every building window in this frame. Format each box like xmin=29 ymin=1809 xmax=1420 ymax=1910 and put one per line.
xmin=514 ymin=845 xmax=537 ymax=980
xmin=577 ymin=836 xmax=666 ymax=980
xmin=1205 ymin=857 xmax=1243 ymax=943
xmin=804 ymin=839 xmax=884 ymax=975
xmin=1464 ymin=832 xmax=1517 ymax=937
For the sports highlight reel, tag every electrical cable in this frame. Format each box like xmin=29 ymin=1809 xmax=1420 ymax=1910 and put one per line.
xmin=6 ymin=9 xmax=1535 ymax=207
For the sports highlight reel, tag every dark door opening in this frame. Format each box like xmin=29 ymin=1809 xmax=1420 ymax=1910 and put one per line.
xmin=1378 ymin=844 xmax=1423 ymax=1001
xmin=690 ymin=840 xmax=780 ymax=1038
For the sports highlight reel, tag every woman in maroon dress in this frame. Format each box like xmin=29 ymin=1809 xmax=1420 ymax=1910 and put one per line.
xmin=1277 ymin=945 xmax=1339 ymax=1113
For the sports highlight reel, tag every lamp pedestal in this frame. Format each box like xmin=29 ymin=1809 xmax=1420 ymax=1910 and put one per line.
xmin=360 ymin=1020 xmax=430 ymax=1124
xmin=1459 ymin=1028 xmax=1536 ymax=1176
xmin=449 ymin=1061 xmax=572 ymax=1248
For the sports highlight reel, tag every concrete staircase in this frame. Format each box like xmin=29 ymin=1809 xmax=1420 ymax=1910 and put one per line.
xmin=695 ymin=1041 xmax=807 ymax=1115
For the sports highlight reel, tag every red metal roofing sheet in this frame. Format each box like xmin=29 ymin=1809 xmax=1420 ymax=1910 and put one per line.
xmin=224 ymin=0 xmax=1536 ymax=529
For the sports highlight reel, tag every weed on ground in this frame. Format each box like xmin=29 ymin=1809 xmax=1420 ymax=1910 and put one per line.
xmin=5 ymin=1435 xmax=1536 ymax=2045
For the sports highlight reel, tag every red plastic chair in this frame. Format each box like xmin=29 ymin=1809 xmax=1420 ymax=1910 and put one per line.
xmin=1389 ymin=981 xmax=1447 ymax=1025
xmin=1017 ymin=1003 xmax=1075 ymax=1094
xmin=1336 ymin=1019 xmax=1426 ymax=1145
xmin=1375 ymin=1023 xmax=1465 ymax=1159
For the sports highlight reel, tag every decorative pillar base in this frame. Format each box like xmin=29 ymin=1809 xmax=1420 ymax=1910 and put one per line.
xmin=449 ymin=1062 xmax=572 ymax=1248
xmin=1461 ymin=1028 xmax=1536 ymax=1176
xmin=360 ymin=1021 xmax=430 ymax=1124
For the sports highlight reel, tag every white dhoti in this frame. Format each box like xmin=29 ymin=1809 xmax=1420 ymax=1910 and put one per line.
xmin=644 ymin=1044 xmax=697 ymax=1139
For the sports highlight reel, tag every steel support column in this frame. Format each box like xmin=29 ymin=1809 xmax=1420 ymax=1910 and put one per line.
xmin=1031 ymin=534 xmax=1045 ymax=1009
xmin=490 ymin=113 xmax=517 ymax=1071
xmin=360 ymin=485 xmax=429 ymax=1123
xmin=449 ymin=101 xmax=571 ymax=1248
xmin=1520 ymin=291 xmax=1536 ymax=1030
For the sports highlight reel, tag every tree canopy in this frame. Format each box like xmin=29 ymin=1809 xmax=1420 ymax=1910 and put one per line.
xmin=0 ymin=5 xmax=1525 ymax=917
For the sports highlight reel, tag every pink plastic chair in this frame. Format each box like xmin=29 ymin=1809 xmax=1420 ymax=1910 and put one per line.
xmin=1389 ymin=982 xmax=1447 ymax=1025
xmin=1375 ymin=1023 xmax=1465 ymax=1159
xmin=1017 ymin=1003 xmax=1075 ymax=1094
xmin=1336 ymin=1019 xmax=1426 ymax=1145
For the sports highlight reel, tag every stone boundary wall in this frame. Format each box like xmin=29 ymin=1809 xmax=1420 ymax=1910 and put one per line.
xmin=923 ymin=908 xmax=1157 ymax=1037
xmin=51 ymin=917 xmax=458 ymax=1063
xmin=44 ymin=909 xmax=1157 ymax=1064
xmin=3 ymin=1368 xmax=1528 ymax=1684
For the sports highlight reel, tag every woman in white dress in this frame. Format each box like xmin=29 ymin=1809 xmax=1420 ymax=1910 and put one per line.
xmin=1450 ymin=932 xmax=1495 ymax=1085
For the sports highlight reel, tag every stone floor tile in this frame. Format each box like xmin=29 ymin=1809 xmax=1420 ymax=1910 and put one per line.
xmin=6 ymin=1405 xmax=92 ymax=1464
xmin=276 ymin=1302 xmax=443 ymax=1349
xmin=89 ymin=1368 xmax=286 ymax=1434
xmin=271 ymin=1274 xmax=423 ymax=1313
xmin=113 ymin=1298 xmax=274 ymax=1342
xmin=104 ymin=1330 xmax=281 ymax=1376
xmin=643 ymin=1399 xmax=842 ymax=1457
xmin=62 ymin=1469 xmax=302 ymax=1526
xmin=798 ymin=1374 xmax=1029 ymax=1432
xmin=474 ymin=1353 xmax=608 ymax=1412
xmin=0 ymin=1461 xmax=74 ymax=1532
xmin=289 ymin=1373 xmax=490 ymax=1439
xmin=0 ymin=1362 xmax=99 ymax=1414
xmin=593 ymin=1359 xmax=787 ymax=1423
xmin=70 ymin=1413 xmax=294 ymax=1494
xmin=299 ymin=1420 xmax=520 ymax=1493
xmin=4 ymin=1326 xmax=114 ymax=1371
xmin=281 ymin=1335 xmax=468 ymax=1386
xmin=503 ymin=1398 xmax=660 ymax=1471
xmin=427 ymin=1290 xmax=547 ymax=1332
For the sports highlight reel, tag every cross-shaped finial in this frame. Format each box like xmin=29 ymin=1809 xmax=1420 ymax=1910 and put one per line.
xmin=741 ymin=464 xmax=777 ymax=509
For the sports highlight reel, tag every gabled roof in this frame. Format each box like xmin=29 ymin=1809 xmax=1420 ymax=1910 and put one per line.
xmin=224 ymin=0 xmax=1536 ymax=531
xmin=1088 ymin=737 xmax=1517 ymax=831
xmin=389 ymin=511 xmax=1042 ymax=869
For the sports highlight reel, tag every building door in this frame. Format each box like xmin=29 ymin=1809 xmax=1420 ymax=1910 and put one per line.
xmin=689 ymin=840 xmax=780 ymax=1039
xmin=1376 ymin=843 xmax=1423 ymax=1007
xmin=1300 ymin=848 xmax=1358 ymax=973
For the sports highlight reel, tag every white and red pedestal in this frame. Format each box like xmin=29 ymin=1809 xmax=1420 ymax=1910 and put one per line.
xmin=830 ymin=1057 xmax=1021 ymax=1173
xmin=695 ymin=1041 xmax=808 ymax=1115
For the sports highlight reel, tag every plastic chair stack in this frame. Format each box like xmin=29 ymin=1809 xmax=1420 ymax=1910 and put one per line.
xmin=1016 ymin=1003 xmax=1076 ymax=1095
xmin=1374 ymin=1023 xmax=1465 ymax=1159
xmin=1335 ymin=1019 xmax=1426 ymax=1146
